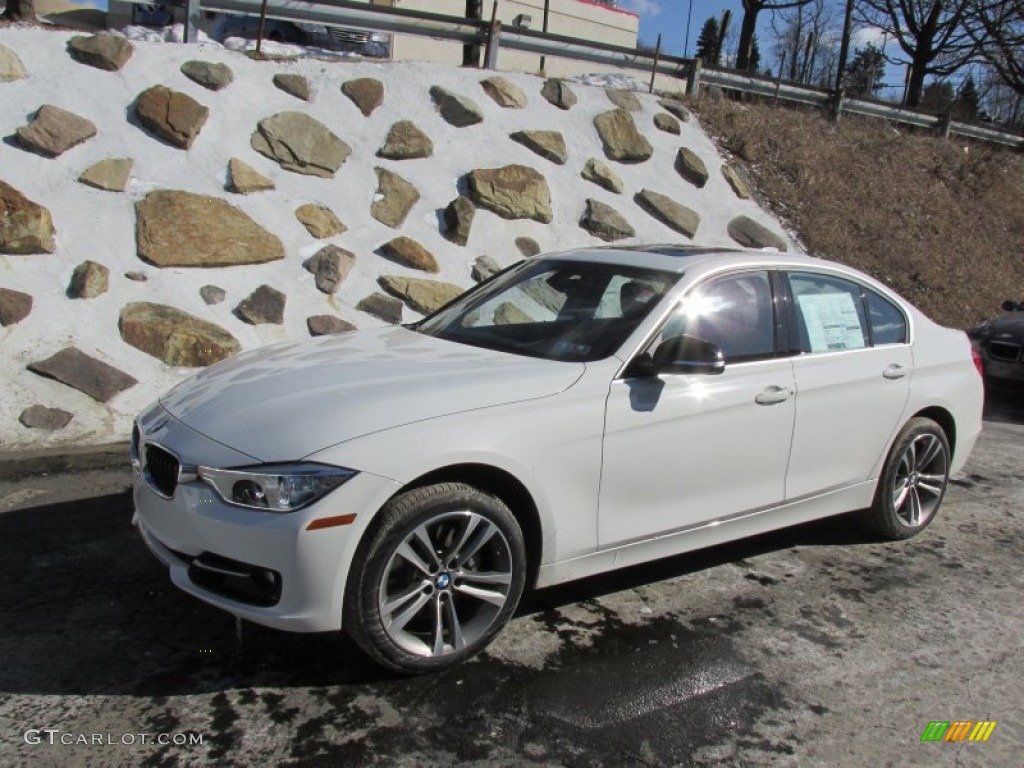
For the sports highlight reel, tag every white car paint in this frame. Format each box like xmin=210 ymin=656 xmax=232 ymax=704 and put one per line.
xmin=132 ymin=247 xmax=984 ymax=634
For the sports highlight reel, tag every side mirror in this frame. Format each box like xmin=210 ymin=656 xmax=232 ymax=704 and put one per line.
xmin=1001 ymin=300 xmax=1021 ymax=312
xmin=626 ymin=335 xmax=725 ymax=377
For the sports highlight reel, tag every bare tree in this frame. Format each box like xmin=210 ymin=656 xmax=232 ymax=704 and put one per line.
xmin=856 ymin=0 xmax=977 ymax=107
xmin=2 ymin=0 xmax=37 ymax=22
xmin=967 ymin=0 xmax=1024 ymax=95
xmin=736 ymin=0 xmax=814 ymax=71
xmin=770 ymin=0 xmax=836 ymax=83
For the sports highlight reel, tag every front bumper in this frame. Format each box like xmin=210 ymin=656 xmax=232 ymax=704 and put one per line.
xmin=132 ymin=404 xmax=401 ymax=632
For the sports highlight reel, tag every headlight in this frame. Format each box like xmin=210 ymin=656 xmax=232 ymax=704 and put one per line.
xmin=369 ymin=32 xmax=389 ymax=43
xmin=198 ymin=463 xmax=356 ymax=512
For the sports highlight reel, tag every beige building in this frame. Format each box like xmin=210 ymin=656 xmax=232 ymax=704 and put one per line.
xmin=102 ymin=0 xmax=640 ymax=80
xmin=387 ymin=0 xmax=639 ymax=78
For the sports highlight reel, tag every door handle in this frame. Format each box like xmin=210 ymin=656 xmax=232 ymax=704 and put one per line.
xmin=882 ymin=364 xmax=908 ymax=380
xmin=755 ymin=386 xmax=793 ymax=405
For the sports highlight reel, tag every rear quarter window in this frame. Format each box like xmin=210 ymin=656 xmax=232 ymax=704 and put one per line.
xmin=865 ymin=289 xmax=908 ymax=344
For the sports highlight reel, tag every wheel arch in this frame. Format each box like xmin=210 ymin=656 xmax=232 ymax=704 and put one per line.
xmin=398 ymin=463 xmax=544 ymax=590
xmin=911 ymin=406 xmax=956 ymax=461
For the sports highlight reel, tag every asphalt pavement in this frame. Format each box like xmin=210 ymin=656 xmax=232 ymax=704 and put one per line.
xmin=0 ymin=392 xmax=1021 ymax=767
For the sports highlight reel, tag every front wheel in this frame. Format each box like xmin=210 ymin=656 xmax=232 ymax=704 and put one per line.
xmin=344 ymin=482 xmax=526 ymax=673
xmin=861 ymin=417 xmax=950 ymax=540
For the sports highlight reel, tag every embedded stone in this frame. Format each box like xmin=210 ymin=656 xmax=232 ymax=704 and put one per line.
xmin=472 ymin=255 xmax=502 ymax=282
xmin=494 ymin=302 xmax=532 ymax=325
xmin=379 ymin=275 xmax=463 ymax=315
xmin=16 ymin=105 xmax=97 ymax=158
xmin=510 ymin=130 xmax=567 ymax=165
xmin=119 ymin=302 xmax=241 ymax=366
xmin=0 ymin=287 xmax=32 ymax=326
xmin=654 ymin=113 xmax=681 ymax=135
xmin=658 ymin=99 xmax=691 ymax=122
xmin=723 ymin=164 xmax=751 ymax=199
xmin=251 ymin=112 xmax=349 ymax=178
xmin=357 ymin=292 xmax=403 ymax=324
xmin=481 ymin=76 xmax=527 ymax=108
xmin=273 ymin=73 xmax=311 ymax=101
xmin=307 ymin=315 xmax=356 ymax=336
xmin=372 ymin=168 xmax=420 ymax=228
xmin=124 ymin=271 xmax=147 ymax=282
xmin=0 ymin=44 xmax=27 ymax=82
xmin=541 ymin=79 xmax=576 ymax=110
xmin=66 ymin=260 xmax=109 ymax=299
xmin=342 ymin=77 xmax=384 ymax=116
xmin=0 ymin=181 xmax=56 ymax=254
xmin=515 ymin=237 xmax=540 ymax=257
xmin=468 ymin=165 xmax=552 ymax=223
xmin=78 ymin=158 xmax=133 ymax=192
xmin=303 ymin=244 xmax=356 ymax=293
xmin=295 ymin=203 xmax=345 ymax=239
xmin=635 ymin=189 xmax=700 ymax=238
xmin=594 ymin=108 xmax=652 ymax=163
xmin=136 ymin=190 xmax=284 ymax=267
xmin=580 ymin=199 xmax=634 ymax=242
xmin=606 ymin=88 xmax=641 ymax=111
xmin=581 ymin=157 xmax=623 ymax=194
xmin=235 ymin=285 xmax=286 ymax=325
xmin=200 ymin=285 xmax=225 ymax=305
xmin=379 ymin=236 xmax=438 ymax=273
xmin=180 ymin=60 xmax=234 ymax=91
xmin=443 ymin=196 xmax=475 ymax=246
xmin=377 ymin=120 xmax=433 ymax=160
xmin=27 ymin=347 xmax=137 ymax=402
xmin=430 ymin=85 xmax=484 ymax=127
xmin=728 ymin=215 xmax=787 ymax=251
xmin=227 ymin=158 xmax=274 ymax=194
xmin=19 ymin=405 xmax=73 ymax=430
xmin=135 ymin=86 xmax=208 ymax=149
xmin=67 ymin=34 xmax=133 ymax=71
xmin=676 ymin=147 xmax=709 ymax=188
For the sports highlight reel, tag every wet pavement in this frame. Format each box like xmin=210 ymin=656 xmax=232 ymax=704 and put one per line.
xmin=1 ymin=393 xmax=1022 ymax=766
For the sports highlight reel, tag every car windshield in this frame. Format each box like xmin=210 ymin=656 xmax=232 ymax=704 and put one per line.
xmin=414 ymin=259 xmax=679 ymax=362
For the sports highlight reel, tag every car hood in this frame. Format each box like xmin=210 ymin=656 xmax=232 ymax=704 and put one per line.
xmin=972 ymin=313 xmax=1024 ymax=339
xmin=159 ymin=326 xmax=585 ymax=463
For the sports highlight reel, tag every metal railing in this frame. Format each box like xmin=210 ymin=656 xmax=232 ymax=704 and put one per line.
xmin=696 ymin=66 xmax=1024 ymax=148
xmin=163 ymin=0 xmax=1024 ymax=149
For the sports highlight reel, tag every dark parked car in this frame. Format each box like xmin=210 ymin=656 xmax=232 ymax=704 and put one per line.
xmin=212 ymin=14 xmax=389 ymax=57
xmin=969 ymin=300 xmax=1024 ymax=388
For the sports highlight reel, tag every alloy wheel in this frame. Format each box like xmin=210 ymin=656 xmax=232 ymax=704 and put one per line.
xmin=377 ymin=510 xmax=514 ymax=658
xmin=890 ymin=433 xmax=948 ymax=528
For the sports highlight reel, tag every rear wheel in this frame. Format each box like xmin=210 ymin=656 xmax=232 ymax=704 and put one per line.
xmin=862 ymin=417 xmax=950 ymax=539
xmin=344 ymin=482 xmax=526 ymax=673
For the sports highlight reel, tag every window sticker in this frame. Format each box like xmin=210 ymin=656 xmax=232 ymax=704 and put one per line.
xmin=797 ymin=292 xmax=866 ymax=352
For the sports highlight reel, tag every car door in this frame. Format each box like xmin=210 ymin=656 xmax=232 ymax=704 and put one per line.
xmin=782 ymin=271 xmax=913 ymax=499
xmin=598 ymin=270 xmax=797 ymax=548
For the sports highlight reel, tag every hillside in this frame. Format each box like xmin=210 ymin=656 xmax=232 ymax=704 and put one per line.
xmin=0 ymin=26 xmax=790 ymax=450
xmin=691 ymin=95 xmax=1024 ymax=330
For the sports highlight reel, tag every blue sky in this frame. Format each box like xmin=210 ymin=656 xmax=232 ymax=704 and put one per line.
xmin=619 ymin=0 xmax=737 ymax=58
xmin=618 ymin=0 xmax=910 ymax=94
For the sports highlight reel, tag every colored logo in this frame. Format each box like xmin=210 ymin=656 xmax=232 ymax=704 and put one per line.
xmin=920 ymin=721 xmax=997 ymax=742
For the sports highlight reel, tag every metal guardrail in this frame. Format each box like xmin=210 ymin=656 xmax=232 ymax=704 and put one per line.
xmin=696 ymin=66 xmax=1024 ymax=148
xmin=166 ymin=0 xmax=1023 ymax=149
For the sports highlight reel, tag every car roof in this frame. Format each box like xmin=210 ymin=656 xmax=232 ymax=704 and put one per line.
xmin=540 ymin=244 xmax=831 ymax=275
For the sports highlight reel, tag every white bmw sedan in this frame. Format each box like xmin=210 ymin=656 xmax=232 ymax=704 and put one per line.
xmin=132 ymin=246 xmax=984 ymax=672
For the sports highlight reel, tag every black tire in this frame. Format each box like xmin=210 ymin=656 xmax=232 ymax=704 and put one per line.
xmin=861 ymin=417 xmax=950 ymax=540
xmin=344 ymin=482 xmax=526 ymax=673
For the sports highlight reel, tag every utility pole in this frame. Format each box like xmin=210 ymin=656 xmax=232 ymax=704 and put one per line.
xmin=834 ymin=0 xmax=854 ymax=93
xmin=684 ymin=0 xmax=693 ymax=58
